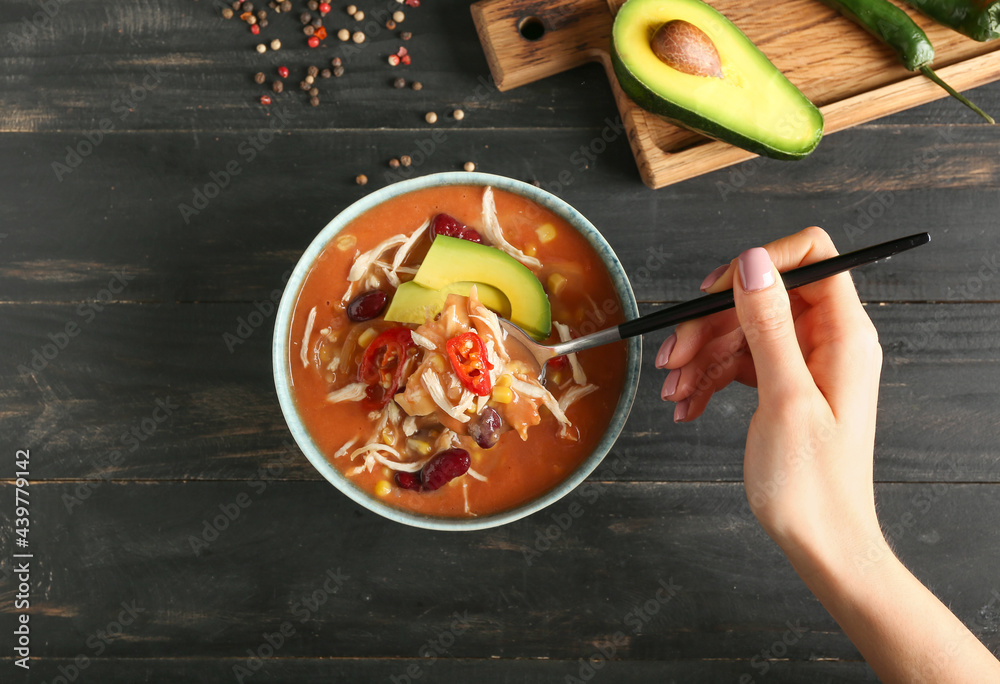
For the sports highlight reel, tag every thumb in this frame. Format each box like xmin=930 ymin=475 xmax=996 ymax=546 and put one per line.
xmin=734 ymin=247 xmax=813 ymax=404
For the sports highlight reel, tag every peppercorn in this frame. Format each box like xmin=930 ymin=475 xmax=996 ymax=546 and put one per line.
xmin=309 ymin=87 xmax=319 ymax=97
xmin=299 ymin=80 xmax=311 ymax=91
xmin=331 ymin=57 xmax=342 ymax=67
xmin=389 ymin=158 xmax=400 ymax=169
xmin=260 ymin=94 xmax=272 ymax=105
xmin=400 ymin=54 xmax=411 ymax=65
xmin=315 ymin=26 xmax=327 ymax=39
xmin=300 ymin=12 xmax=311 ymax=24
xmin=270 ymin=38 xmax=281 ymax=50
xmin=303 ymin=25 xmax=314 ymax=36
xmin=411 ymin=81 xmax=422 ymax=91
xmin=251 ymin=23 xmax=260 ymax=34
xmin=337 ymin=28 xmax=349 ymax=41
xmin=256 ymin=10 xmax=267 ymax=20
xmin=308 ymin=35 xmax=320 ymax=48
xmin=280 ymin=0 xmax=291 ymax=11
xmin=232 ymin=1 xmax=241 ymax=9
xmin=453 ymin=109 xmax=465 ymax=121
xmin=304 ymin=66 xmax=317 ymax=78
xmin=310 ymin=96 xmax=320 ymax=106
xmin=333 ymin=65 xmax=345 ymax=77
xmin=308 ymin=0 xmax=319 ymax=10
xmin=271 ymin=80 xmax=283 ymax=94
xmin=356 ymin=174 xmax=368 ymax=185
xmin=401 ymin=31 xmax=412 ymax=40
xmin=393 ymin=10 xmax=405 ymax=22
xmin=425 ymin=111 xmax=437 ymax=124
xmin=257 ymin=19 xmax=267 ymax=28
xmin=352 ymin=31 xmax=365 ymax=43
xmin=311 ymin=18 xmax=322 ymax=28
xmin=393 ymin=77 xmax=405 ymax=88
xmin=400 ymin=155 xmax=412 ymax=167
xmin=354 ymin=10 xmax=365 ymax=20
xmin=305 ymin=75 xmax=315 ymax=85
xmin=321 ymin=69 xmax=332 ymax=79
xmin=464 ymin=161 xmax=476 ymax=172
xmin=222 ymin=8 xmax=234 ymax=18
xmin=278 ymin=65 xmax=289 ymax=78
xmin=244 ymin=2 xmax=254 ymax=11
xmin=346 ymin=4 xmax=357 ymax=15
xmin=386 ymin=19 xmax=396 ymax=30
xmin=269 ymin=0 xmax=277 ymax=8
xmin=254 ymin=71 xmax=267 ymax=84
xmin=388 ymin=54 xmax=400 ymax=66
xmin=256 ymin=43 xmax=267 ymax=53
xmin=319 ymin=2 xmax=331 ymax=14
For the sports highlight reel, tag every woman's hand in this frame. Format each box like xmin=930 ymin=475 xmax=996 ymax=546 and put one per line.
xmin=656 ymin=226 xmax=1000 ymax=683
xmin=656 ymin=226 xmax=883 ymax=557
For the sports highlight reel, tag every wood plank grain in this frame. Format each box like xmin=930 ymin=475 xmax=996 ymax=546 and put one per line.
xmin=1 ymin=481 xmax=996 ymax=667
xmin=0 ymin=127 xmax=998 ymax=304
xmin=2 ymin=302 xmax=999 ymax=483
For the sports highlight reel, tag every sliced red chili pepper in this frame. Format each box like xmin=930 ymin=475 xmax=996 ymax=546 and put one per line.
xmin=446 ymin=332 xmax=494 ymax=396
xmin=358 ymin=326 xmax=415 ymax=409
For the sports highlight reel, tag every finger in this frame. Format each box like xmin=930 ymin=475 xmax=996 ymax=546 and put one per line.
xmin=662 ymin=327 xmax=756 ymax=402
xmin=733 ymin=247 xmax=815 ymax=406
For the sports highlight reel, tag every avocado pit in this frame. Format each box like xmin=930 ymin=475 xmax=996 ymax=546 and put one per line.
xmin=651 ymin=20 xmax=723 ymax=79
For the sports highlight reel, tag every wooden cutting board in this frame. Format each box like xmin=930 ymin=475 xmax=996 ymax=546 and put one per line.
xmin=471 ymin=0 xmax=1000 ymax=189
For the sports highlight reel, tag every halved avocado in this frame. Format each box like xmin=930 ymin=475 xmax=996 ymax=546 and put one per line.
xmin=384 ymin=280 xmax=512 ymax=326
xmin=400 ymin=236 xmax=551 ymax=340
xmin=612 ymin=0 xmax=824 ymax=160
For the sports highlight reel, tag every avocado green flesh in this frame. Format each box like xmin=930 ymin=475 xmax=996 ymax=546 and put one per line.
xmin=612 ymin=0 xmax=824 ymax=160
xmin=397 ymin=236 xmax=550 ymax=340
xmin=383 ymin=280 xmax=512 ymax=326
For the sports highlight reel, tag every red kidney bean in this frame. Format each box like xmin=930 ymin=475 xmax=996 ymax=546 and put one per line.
xmin=430 ymin=214 xmax=483 ymax=243
xmin=394 ymin=471 xmax=422 ymax=490
xmin=347 ymin=290 xmax=388 ymax=321
xmin=468 ymin=407 xmax=503 ymax=449
xmin=421 ymin=448 xmax=471 ymax=491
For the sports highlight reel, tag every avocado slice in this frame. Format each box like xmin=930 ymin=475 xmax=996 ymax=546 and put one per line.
xmin=398 ymin=236 xmax=551 ymax=340
xmin=383 ymin=280 xmax=512 ymax=326
xmin=612 ymin=0 xmax=824 ymax=160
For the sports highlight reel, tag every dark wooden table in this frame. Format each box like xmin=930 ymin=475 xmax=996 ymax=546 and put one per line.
xmin=3 ymin=1 xmax=1000 ymax=681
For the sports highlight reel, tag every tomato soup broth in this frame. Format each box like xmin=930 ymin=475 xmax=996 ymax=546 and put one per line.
xmin=288 ymin=185 xmax=627 ymax=518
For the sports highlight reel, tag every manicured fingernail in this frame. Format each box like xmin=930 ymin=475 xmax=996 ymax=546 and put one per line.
xmin=738 ymin=247 xmax=776 ymax=293
xmin=674 ymin=398 xmax=690 ymax=423
xmin=655 ymin=334 xmax=676 ymax=369
xmin=661 ymin=370 xmax=679 ymax=400
xmin=700 ymin=264 xmax=729 ymax=291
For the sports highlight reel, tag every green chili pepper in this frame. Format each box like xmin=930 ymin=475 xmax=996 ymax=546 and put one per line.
xmin=821 ymin=0 xmax=995 ymax=123
xmin=901 ymin=0 xmax=1000 ymax=42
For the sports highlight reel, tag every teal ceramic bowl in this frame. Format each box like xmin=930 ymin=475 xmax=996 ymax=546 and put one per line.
xmin=273 ymin=172 xmax=641 ymax=530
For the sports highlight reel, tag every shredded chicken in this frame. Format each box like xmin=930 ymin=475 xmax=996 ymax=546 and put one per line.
xmin=410 ymin=330 xmax=437 ymax=351
xmin=301 ymin=307 xmax=317 ymax=368
xmin=327 ymin=383 xmax=367 ymax=403
xmin=348 ymin=233 xmax=409 ymax=282
xmin=480 ymin=187 xmax=542 ymax=269
xmin=553 ymin=321 xmax=587 ymax=385
xmin=402 ymin=416 xmax=418 ymax=437
xmin=333 ymin=438 xmax=358 ymax=459
xmin=558 ymin=383 xmax=598 ymax=413
xmin=391 ymin=218 xmax=430 ymax=271
xmin=511 ymin=378 xmax=571 ymax=427
xmin=467 ymin=467 xmax=487 ymax=482
xmin=421 ymin=369 xmax=471 ymax=423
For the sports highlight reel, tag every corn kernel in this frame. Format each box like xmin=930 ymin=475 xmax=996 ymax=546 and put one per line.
xmin=492 ymin=386 xmax=514 ymax=403
xmin=550 ymin=371 xmax=563 ymax=385
xmin=497 ymin=373 xmax=513 ymax=388
xmin=357 ymin=327 xmax=377 ymax=349
xmin=407 ymin=438 xmax=433 ymax=456
xmin=535 ymin=223 xmax=557 ymax=243
xmin=548 ymin=273 xmax=568 ymax=296
xmin=524 ymin=244 xmax=538 ymax=257
xmin=381 ymin=428 xmax=396 ymax=445
xmin=430 ymin=354 xmax=447 ymax=372
xmin=375 ymin=480 xmax=392 ymax=497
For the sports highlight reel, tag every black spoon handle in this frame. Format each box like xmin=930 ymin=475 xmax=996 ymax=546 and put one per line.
xmin=617 ymin=232 xmax=930 ymax=340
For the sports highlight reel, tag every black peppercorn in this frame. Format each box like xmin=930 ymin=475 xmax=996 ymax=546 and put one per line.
xmin=311 ymin=17 xmax=322 ymax=28
xmin=300 ymin=11 xmax=312 ymax=24
xmin=321 ymin=69 xmax=332 ymax=79
xmin=330 ymin=57 xmax=342 ymax=67
xmin=303 ymin=25 xmax=315 ymax=36
xmin=254 ymin=72 xmax=266 ymax=84
xmin=308 ymin=65 xmax=319 ymax=77
xmin=333 ymin=65 xmax=345 ymax=77
xmin=393 ymin=77 xmax=405 ymax=89
xmin=271 ymin=80 xmax=283 ymax=93
xmin=310 ymin=96 xmax=320 ymax=106
xmin=309 ymin=87 xmax=319 ymax=97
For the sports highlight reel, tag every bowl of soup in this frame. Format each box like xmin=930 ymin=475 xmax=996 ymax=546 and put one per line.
xmin=273 ymin=172 xmax=640 ymax=530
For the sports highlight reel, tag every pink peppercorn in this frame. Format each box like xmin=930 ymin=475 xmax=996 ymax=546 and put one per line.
xmin=260 ymin=95 xmax=272 ymax=105
xmin=250 ymin=24 xmax=260 ymax=34
xmin=278 ymin=66 xmax=289 ymax=78
xmin=308 ymin=35 xmax=320 ymax=48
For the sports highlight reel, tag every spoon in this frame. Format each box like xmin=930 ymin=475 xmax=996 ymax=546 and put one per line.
xmin=499 ymin=232 xmax=930 ymax=380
